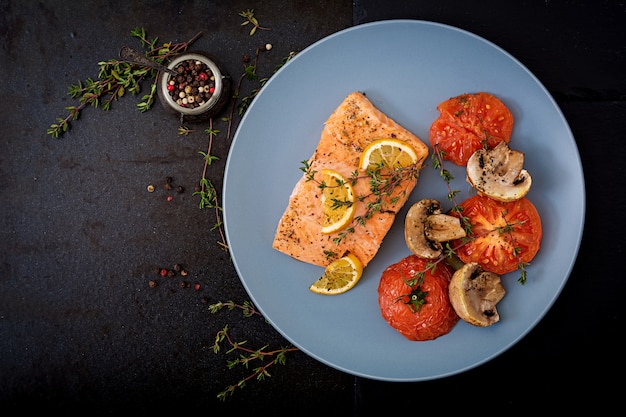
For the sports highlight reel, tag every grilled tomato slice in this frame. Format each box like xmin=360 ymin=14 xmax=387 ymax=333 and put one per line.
xmin=452 ymin=195 xmax=542 ymax=275
xmin=378 ymin=255 xmax=459 ymax=341
xmin=430 ymin=92 xmax=514 ymax=166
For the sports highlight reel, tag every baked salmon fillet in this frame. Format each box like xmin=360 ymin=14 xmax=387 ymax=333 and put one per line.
xmin=272 ymin=91 xmax=429 ymax=267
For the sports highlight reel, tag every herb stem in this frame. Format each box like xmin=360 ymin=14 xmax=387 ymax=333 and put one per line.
xmin=47 ymin=28 xmax=202 ymax=138
xmin=195 ymin=118 xmax=228 ymax=250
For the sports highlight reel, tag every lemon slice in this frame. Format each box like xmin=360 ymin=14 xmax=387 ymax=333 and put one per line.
xmin=320 ymin=169 xmax=355 ymax=234
xmin=309 ymin=253 xmax=364 ymax=295
xmin=359 ymin=138 xmax=419 ymax=171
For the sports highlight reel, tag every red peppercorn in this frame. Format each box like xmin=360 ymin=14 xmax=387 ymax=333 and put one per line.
xmin=167 ymin=84 xmax=175 ymax=91
xmin=194 ymin=282 xmax=201 ymax=291
xmin=167 ymin=59 xmax=215 ymax=110
xmin=159 ymin=268 xmax=168 ymax=277
xmin=209 ymin=87 xmax=215 ymax=93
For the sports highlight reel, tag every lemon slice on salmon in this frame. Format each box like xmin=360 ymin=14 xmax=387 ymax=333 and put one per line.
xmin=321 ymin=169 xmax=355 ymax=234
xmin=359 ymin=138 xmax=419 ymax=171
xmin=309 ymin=253 xmax=364 ymax=295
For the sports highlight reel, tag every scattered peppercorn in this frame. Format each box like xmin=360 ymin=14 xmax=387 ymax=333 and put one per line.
xmin=149 ymin=280 xmax=158 ymax=288
xmin=176 ymin=185 xmax=184 ymax=193
xmin=180 ymin=270 xmax=188 ymax=277
xmin=167 ymin=269 xmax=175 ymax=278
xmin=194 ymin=282 xmax=201 ymax=291
xmin=173 ymin=263 xmax=182 ymax=272
xmin=167 ymin=195 xmax=173 ymax=202
xmin=159 ymin=268 xmax=168 ymax=277
xmin=147 ymin=184 xmax=155 ymax=192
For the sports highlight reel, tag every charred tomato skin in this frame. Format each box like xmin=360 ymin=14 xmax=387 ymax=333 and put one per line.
xmin=378 ymin=255 xmax=459 ymax=341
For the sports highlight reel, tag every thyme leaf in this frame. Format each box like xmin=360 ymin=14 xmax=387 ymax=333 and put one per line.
xmin=396 ymin=272 xmax=429 ymax=313
xmin=47 ymin=28 xmax=201 ymax=138
xmin=430 ymin=146 xmax=531 ymax=284
xmin=301 ymin=160 xmax=421 ymax=245
xmin=210 ymin=300 xmax=298 ymax=401
xmin=239 ymin=9 xmax=271 ymax=36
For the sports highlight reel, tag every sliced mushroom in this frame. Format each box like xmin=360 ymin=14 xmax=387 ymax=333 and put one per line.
xmin=448 ymin=262 xmax=506 ymax=327
xmin=404 ymin=199 xmax=467 ymax=259
xmin=466 ymin=141 xmax=532 ymax=202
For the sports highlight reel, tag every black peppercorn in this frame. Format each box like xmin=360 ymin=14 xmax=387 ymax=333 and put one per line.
xmin=166 ymin=59 xmax=216 ymax=110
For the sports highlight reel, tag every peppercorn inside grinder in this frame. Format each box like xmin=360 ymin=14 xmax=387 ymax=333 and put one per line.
xmin=157 ymin=51 xmax=230 ymax=123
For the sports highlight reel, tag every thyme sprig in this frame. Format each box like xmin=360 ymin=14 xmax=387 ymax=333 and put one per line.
xmin=396 ymin=211 xmax=530 ymax=313
xmin=47 ymin=28 xmax=201 ymax=138
xmin=208 ymin=300 xmax=261 ymax=317
xmin=232 ymin=43 xmax=272 ymax=118
xmin=210 ymin=301 xmax=299 ymax=400
xmin=239 ymin=9 xmax=271 ymax=36
xmin=301 ymin=160 xmax=422 ymax=246
xmin=430 ymin=145 xmax=472 ymax=233
xmin=429 ymin=146 xmax=530 ymax=284
xmin=47 ymin=14 xmax=301 ymax=401
xmin=397 ymin=271 xmax=430 ymax=313
xmin=193 ymin=119 xmax=227 ymax=249
xmin=192 ymin=44 xmax=296 ymax=249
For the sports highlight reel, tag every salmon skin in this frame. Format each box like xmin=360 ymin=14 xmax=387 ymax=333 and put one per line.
xmin=272 ymin=91 xmax=429 ymax=268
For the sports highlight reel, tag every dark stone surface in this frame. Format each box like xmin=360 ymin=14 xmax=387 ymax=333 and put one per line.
xmin=1 ymin=0 xmax=624 ymax=413
xmin=1 ymin=0 xmax=354 ymax=413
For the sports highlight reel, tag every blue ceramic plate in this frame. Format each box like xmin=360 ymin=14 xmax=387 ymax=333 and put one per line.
xmin=223 ymin=20 xmax=584 ymax=381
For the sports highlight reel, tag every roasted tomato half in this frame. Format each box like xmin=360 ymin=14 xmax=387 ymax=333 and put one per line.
xmin=430 ymin=92 xmax=514 ymax=166
xmin=378 ymin=255 xmax=459 ymax=341
xmin=452 ymin=195 xmax=542 ymax=275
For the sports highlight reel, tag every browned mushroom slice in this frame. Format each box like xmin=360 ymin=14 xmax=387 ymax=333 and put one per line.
xmin=466 ymin=141 xmax=532 ymax=202
xmin=404 ymin=199 xmax=466 ymax=259
xmin=448 ymin=262 xmax=506 ymax=327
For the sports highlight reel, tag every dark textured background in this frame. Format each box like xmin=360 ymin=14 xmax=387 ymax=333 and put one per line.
xmin=1 ymin=0 xmax=624 ymax=413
